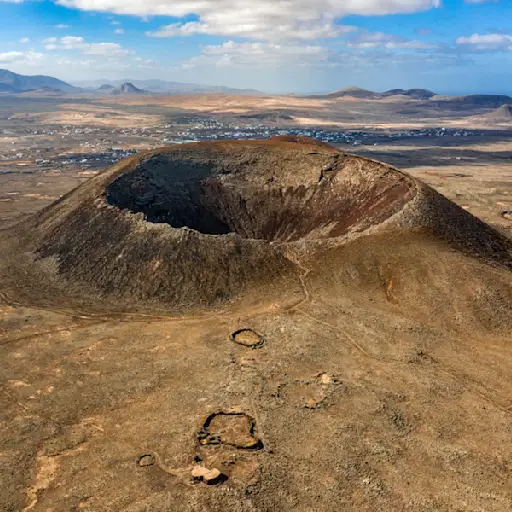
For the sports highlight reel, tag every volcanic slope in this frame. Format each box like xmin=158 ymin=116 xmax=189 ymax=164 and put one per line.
xmin=0 ymin=138 xmax=511 ymax=511
xmin=475 ymin=103 xmax=512 ymax=124
xmin=0 ymin=137 xmax=510 ymax=312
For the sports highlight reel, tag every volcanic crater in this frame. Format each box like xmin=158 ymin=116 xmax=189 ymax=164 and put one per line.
xmin=105 ymin=140 xmax=414 ymax=242
xmin=0 ymin=137 xmax=510 ymax=312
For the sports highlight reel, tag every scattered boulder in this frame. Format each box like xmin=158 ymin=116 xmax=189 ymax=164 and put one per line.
xmin=191 ymin=466 xmax=226 ymax=485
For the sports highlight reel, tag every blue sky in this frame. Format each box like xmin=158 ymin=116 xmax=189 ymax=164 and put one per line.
xmin=0 ymin=0 xmax=511 ymax=94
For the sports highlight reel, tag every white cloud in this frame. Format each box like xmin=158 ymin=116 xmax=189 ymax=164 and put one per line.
xmin=180 ymin=40 xmax=330 ymax=70
xmin=61 ymin=36 xmax=86 ymax=45
xmin=2 ymin=49 xmax=153 ymax=82
xmin=43 ymin=36 xmax=130 ymax=55
xmin=85 ymin=42 xmax=128 ymax=55
xmin=175 ymin=39 xmax=463 ymax=92
xmin=55 ymin=24 xmax=71 ymax=29
xmin=346 ymin=30 xmax=438 ymax=49
xmin=173 ymin=23 xmax=444 ymax=75
xmin=385 ymin=40 xmax=437 ymax=49
xmin=56 ymin=0 xmax=441 ymax=41
xmin=44 ymin=36 xmax=85 ymax=50
xmin=19 ymin=37 xmax=30 ymax=44
xmin=203 ymin=40 xmax=326 ymax=58
xmin=110 ymin=20 xmax=121 ymax=25
xmin=0 ymin=51 xmax=25 ymax=63
xmin=0 ymin=51 xmax=44 ymax=65
xmin=133 ymin=56 xmax=155 ymax=67
xmin=53 ymin=56 xmax=133 ymax=72
xmin=456 ymin=33 xmax=512 ymax=50
xmin=22 ymin=52 xmax=46 ymax=65
xmin=148 ymin=21 xmax=356 ymax=41
xmin=456 ymin=33 xmax=511 ymax=44
xmin=114 ymin=28 xmax=124 ymax=34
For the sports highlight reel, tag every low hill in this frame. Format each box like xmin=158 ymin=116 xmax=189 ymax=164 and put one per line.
xmin=110 ymin=82 xmax=147 ymax=95
xmin=95 ymin=84 xmax=115 ymax=95
xmin=382 ymin=88 xmax=436 ymax=100
xmin=0 ymin=68 xmax=80 ymax=93
xmin=481 ymin=104 xmax=512 ymax=122
xmin=310 ymin=87 xmax=379 ymax=99
xmin=431 ymin=94 xmax=512 ymax=108
xmin=310 ymin=87 xmax=435 ymax=100
xmin=471 ymin=104 xmax=512 ymax=124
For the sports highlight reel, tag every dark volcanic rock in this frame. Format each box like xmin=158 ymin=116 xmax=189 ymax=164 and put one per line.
xmin=110 ymin=82 xmax=146 ymax=95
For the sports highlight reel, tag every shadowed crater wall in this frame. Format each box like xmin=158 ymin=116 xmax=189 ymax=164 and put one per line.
xmin=107 ymin=159 xmax=233 ymax=236
xmin=105 ymin=145 xmax=415 ymax=242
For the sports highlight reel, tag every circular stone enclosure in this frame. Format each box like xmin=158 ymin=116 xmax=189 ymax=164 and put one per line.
xmin=231 ymin=329 xmax=265 ymax=349
xmin=106 ymin=141 xmax=416 ymax=243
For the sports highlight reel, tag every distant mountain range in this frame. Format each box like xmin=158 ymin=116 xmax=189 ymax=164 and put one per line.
xmin=74 ymin=78 xmax=262 ymax=95
xmin=0 ymin=69 xmax=81 ymax=93
xmin=0 ymin=69 xmax=262 ymax=96
xmin=1 ymin=70 xmax=510 ymax=106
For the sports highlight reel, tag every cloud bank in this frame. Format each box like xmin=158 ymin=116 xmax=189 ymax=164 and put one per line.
xmin=54 ymin=0 xmax=442 ymax=41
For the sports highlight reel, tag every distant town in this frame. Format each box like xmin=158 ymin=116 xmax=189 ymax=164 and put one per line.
xmin=0 ymin=116 xmax=493 ymax=174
